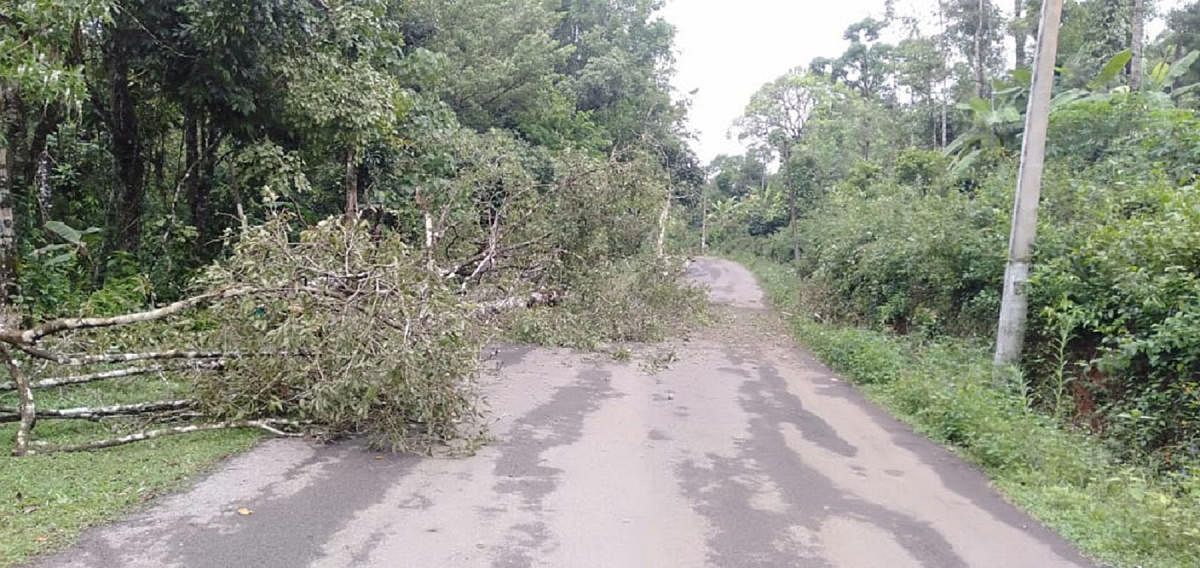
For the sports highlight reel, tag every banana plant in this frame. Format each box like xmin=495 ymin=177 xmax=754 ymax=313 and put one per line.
xmin=943 ymin=70 xmax=1027 ymax=175
xmin=1056 ymin=49 xmax=1200 ymax=107
xmin=1144 ymin=50 xmax=1200 ymax=102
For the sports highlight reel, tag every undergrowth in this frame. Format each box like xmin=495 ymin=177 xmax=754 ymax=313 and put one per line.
xmin=740 ymin=254 xmax=1200 ymax=568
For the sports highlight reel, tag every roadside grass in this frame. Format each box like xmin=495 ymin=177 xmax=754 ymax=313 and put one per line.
xmin=0 ymin=375 xmax=260 ymax=567
xmin=738 ymin=255 xmax=1200 ymax=568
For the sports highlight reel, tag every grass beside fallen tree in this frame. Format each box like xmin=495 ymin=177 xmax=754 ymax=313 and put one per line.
xmin=739 ymin=255 xmax=1200 ymax=568
xmin=0 ymin=415 xmax=259 ymax=567
xmin=1 ymin=365 xmax=258 ymax=566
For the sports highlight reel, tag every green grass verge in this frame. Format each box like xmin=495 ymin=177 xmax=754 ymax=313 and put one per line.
xmin=1 ymin=379 xmax=261 ymax=567
xmin=738 ymin=254 xmax=1200 ymax=568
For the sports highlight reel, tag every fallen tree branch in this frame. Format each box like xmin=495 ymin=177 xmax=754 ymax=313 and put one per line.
xmin=18 ymin=349 xmax=302 ymax=366
xmin=2 ymin=344 xmax=35 ymax=456
xmin=0 ymin=399 xmax=194 ymax=421
xmin=0 ymin=286 xmax=256 ymax=346
xmin=474 ymin=290 xmax=562 ymax=316
xmin=0 ymin=361 xmax=224 ymax=392
xmin=24 ymin=419 xmax=308 ymax=454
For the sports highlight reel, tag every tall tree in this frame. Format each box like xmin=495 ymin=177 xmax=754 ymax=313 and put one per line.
xmin=896 ymin=37 xmax=951 ymax=147
xmin=1131 ymin=0 xmax=1145 ymax=90
xmin=0 ymin=88 xmax=12 ymax=302
xmin=1012 ymin=0 xmax=1028 ymax=67
xmin=553 ymin=0 xmax=678 ymax=148
xmin=975 ymin=0 xmax=987 ymax=96
xmin=943 ymin=0 xmax=1005 ymax=98
xmin=834 ymin=18 xmax=897 ymax=101
xmin=406 ymin=0 xmax=570 ymax=135
xmin=736 ymin=72 xmax=829 ymax=261
xmin=97 ymin=11 xmax=146 ymax=263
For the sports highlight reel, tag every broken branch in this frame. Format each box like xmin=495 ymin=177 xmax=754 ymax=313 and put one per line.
xmin=474 ymin=290 xmax=561 ymax=316
xmin=25 ymin=419 xmax=308 ymax=454
xmin=20 ymin=349 xmax=301 ymax=366
xmin=2 ymin=344 xmax=35 ymax=456
xmin=0 ymin=361 xmax=224 ymax=392
xmin=0 ymin=286 xmax=256 ymax=346
xmin=0 ymin=399 xmax=194 ymax=421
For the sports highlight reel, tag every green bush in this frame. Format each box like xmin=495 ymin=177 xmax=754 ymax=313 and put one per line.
xmin=792 ymin=180 xmax=1005 ymax=335
xmin=1034 ymin=181 xmax=1200 ymax=458
xmin=893 ymin=147 xmax=949 ymax=189
xmin=741 ymin=144 xmax=1200 ymax=463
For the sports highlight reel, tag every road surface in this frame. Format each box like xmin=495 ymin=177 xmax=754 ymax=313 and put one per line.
xmin=32 ymin=258 xmax=1092 ymax=568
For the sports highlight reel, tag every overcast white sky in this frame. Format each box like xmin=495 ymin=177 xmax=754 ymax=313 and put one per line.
xmin=662 ymin=0 xmax=1186 ymax=163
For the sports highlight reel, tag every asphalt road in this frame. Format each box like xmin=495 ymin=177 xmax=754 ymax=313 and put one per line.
xmin=32 ymin=258 xmax=1093 ymax=568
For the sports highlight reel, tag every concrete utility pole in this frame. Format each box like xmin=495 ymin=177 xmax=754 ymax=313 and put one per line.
xmin=994 ymin=0 xmax=1063 ymax=367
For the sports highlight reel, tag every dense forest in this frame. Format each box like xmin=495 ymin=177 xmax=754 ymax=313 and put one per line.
xmin=697 ymin=0 xmax=1200 ymax=563
xmin=0 ymin=0 xmax=701 ymax=306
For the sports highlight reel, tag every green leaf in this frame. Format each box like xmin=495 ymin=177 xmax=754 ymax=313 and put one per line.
xmin=1010 ymin=68 xmax=1032 ymax=87
xmin=1167 ymin=51 xmax=1199 ymax=82
xmin=943 ymin=133 xmax=971 ymax=157
xmin=1150 ymin=61 xmax=1171 ymax=86
xmin=949 ymin=148 xmax=982 ymax=178
xmin=1172 ymin=82 xmax=1200 ymax=97
xmin=34 ymin=243 xmax=72 ymax=256
xmin=45 ymin=252 xmax=76 ymax=266
xmin=1089 ymin=49 xmax=1132 ymax=90
xmin=966 ymin=97 xmax=991 ymax=117
xmin=44 ymin=220 xmax=83 ymax=246
xmin=1049 ymin=89 xmax=1088 ymax=112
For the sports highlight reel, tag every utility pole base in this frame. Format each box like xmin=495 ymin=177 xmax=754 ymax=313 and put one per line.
xmin=994 ymin=260 xmax=1030 ymax=366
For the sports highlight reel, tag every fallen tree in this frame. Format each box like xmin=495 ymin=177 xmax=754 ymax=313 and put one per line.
xmin=1 ymin=215 xmax=504 ymax=455
xmin=1 ymin=139 xmax=704 ymax=457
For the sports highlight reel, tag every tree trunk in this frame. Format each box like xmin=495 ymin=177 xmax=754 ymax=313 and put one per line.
xmin=784 ymin=148 xmax=798 ymax=262
xmin=36 ymin=150 xmax=51 ymax=224
xmin=23 ymin=103 xmax=59 ymax=219
xmin=1014 ymin=0 xmax=1027 ymax=68
xmin=656 ymin=182 xmax=671 ymax=258
xmin=99 ymin=21 xmax=145 ymax=274
xmin=230 ymin=151 xmax=246 ymax=232
xmin=344 ymin=147 xmax=359 ymax=224
xmin=3 ymin=344 xmax=34 ymax=456
xmin=975 ymin=0 xmax=987 ymax=98
xmin=184 ymin=113 xmax=200 ymax=227
xmin=0 ymin=87 xmax=16 ymax=304
xmin=941 ymin=97 xmax=949 ymax=148
xmin=700 ymin=187 xmax=708 ymax=254
xmin=187 ymin=115 xmax=220 ymax=260
xmin=1130 ymin=0 xmax=1144 ymax=91
xmin=937 ymin=0 xmax=951 ymax=149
